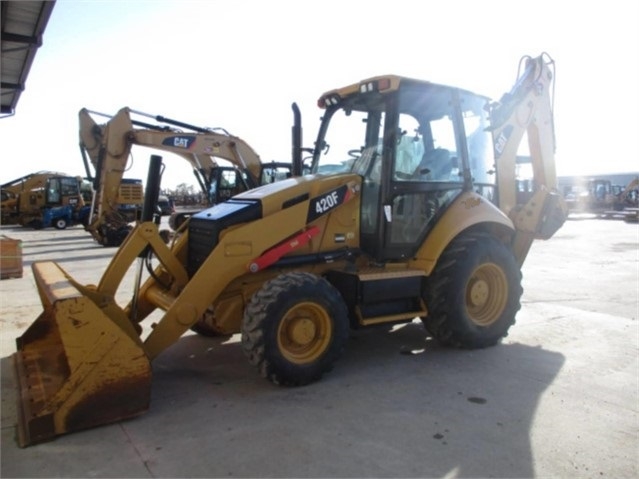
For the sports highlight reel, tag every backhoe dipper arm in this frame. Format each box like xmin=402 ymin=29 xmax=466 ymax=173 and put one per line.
xmin=487 ymin=53 xmax=567 ymax=264
xmin=79 ymin=108 xmax=103 ymax=177
xmin=82 ymin=108 xmax=137 ymax=244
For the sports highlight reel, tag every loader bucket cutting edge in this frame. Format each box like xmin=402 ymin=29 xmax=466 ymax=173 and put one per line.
xmin=12 ymin=261 xmax=152 ymax=447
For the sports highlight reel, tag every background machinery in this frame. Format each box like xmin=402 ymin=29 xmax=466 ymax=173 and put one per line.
xmin=619 ymin=177 xmax=639 ymax=222
xmin=2 ymin=171 xmax=67 ymax=225
xmin=12 ymin=53 xmax=566 ymax=446
xmin=1 ymin=171 xmax=90 ymax=229
xmin=614 ymin=176 xmax=639 ymax=211
xmin=564 ymin=178 xmax=618 ymax=214
xmin=564 ymin=176 xmax=639 ymax=219
xmin=79 ymin=108 xmax=292 ymax=245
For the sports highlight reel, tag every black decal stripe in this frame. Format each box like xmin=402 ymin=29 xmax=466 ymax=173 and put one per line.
xmin=283 ymin=193 xmax=309 ymax=209
xmin=306 ymin=185 xmax=348 ymax=223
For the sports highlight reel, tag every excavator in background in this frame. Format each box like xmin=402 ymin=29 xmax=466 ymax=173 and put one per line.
xmin=112 ymin=178 xmax=145 ymax=222
xmin=79 ymin=108 xmax=293 ymax=245
xmin=79 ymin=115 xmax=145 ymax=244
xmin=165 ymin=159 xmax=294 ymax=230
xmin=81 ymin=149 xmax=144 ymax=225
xmin=12 ymin=53 xmax=566 ymax=447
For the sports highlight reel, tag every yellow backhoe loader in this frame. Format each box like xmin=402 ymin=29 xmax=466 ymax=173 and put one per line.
xmin=1 ymin=171 xmax=70 ymax=225
xmin=15 ymin=176 xmax=90 ymax=229
xmin=79 ymin=108 xmax=293 ymax=246
xmin=12 ymin=53 xmax=566 ymax=447
xmin=1 ymin=172 xmax=90 ymax=229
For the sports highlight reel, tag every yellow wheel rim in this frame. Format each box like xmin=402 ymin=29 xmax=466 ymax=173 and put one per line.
xmin=465 ymin=262 xmax=508 ymax=326
xmin=277 ymin=302 xmax=332 ymax=364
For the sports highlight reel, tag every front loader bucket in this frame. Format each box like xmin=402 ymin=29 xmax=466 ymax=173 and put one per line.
xmin=12 ymin=262 xmax=151 ymax=447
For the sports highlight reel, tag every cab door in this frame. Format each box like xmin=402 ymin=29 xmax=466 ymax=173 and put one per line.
xmin=379 ymin=86 xmax=465 ymax=260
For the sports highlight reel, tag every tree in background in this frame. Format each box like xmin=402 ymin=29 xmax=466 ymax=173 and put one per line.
xmin=161 ymin=183 xmax=203 ymax=206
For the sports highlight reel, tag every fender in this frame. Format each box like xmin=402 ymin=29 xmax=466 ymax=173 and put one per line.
xmin=409 ymin=191 xmax=514 ymax=275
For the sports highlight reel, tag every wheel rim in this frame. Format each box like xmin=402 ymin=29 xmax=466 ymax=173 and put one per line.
xmin=465 ymin=262 xmax=508 ymax=326
xmin=277 ymin=302 xmax=332 ymax=364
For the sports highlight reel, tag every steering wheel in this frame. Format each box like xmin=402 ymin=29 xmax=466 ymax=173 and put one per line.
xmin=348 ymin=149 xmax=362 ymax=160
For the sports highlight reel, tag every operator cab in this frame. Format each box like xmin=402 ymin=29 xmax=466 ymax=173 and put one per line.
xmin=312 ymin=77 xmax=496 ymax=261
xmin=43 ymin=176 xmax=84 ymax=208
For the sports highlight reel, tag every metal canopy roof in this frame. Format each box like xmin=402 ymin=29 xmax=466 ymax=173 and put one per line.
xmin=1 ymin=0 xmax=56 ymax=117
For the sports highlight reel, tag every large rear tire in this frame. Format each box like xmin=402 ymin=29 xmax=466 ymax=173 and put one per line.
xmin=423 ymin=232 xmax=522 ymax=348
xmin=241 ymin=272 xmax=349 ymax=386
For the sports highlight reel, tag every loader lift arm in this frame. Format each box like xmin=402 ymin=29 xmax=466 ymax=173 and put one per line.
xmin=79 ymin=107 xmax=267 ymax=246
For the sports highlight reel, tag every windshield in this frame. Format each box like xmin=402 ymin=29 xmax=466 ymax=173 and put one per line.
xmin=312 ymin=109 xmax=369 ymax=174
xmin=311 ymin=90 xmax=386 ymax=175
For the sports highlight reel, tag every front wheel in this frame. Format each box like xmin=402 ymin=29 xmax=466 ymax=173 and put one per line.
xmin=241 ymin=272 xmax=349 ymax=386
xmin=423 ymin=232 xmax=522 ymax=349
xmin=53 ymin=217 xmax=68 ymax=230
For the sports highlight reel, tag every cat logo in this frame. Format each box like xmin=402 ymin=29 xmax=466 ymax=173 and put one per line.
xmin=462 ymin=197 xmax=481 ymax=209
xmin=494 ymin=125 xmax=513 ymax=158
xmin=162 ymin=135 xmax=196 ymax=149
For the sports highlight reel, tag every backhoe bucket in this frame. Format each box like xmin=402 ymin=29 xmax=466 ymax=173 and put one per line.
xmin=12 ymin=262 xmax=151 ymax=447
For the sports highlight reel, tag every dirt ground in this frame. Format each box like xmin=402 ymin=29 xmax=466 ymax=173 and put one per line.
xmin=0 ymin=216 xmax=637 ymax=478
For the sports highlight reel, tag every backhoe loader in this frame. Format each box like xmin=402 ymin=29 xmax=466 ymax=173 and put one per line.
xmin=1 ymin=171 xmax=70 ymax=225
xmin=2 ymin=172 xmax=90 ymax=229
xmin=16 ymin=176 xmax=90 ymax=230
xmin=12 ymin=53 xmax=566 ymax=447
xmin=79 ymin=108 xmax=292 ymax=246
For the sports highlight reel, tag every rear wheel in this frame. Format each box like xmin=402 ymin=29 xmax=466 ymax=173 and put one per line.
xmin=241 ymin=272 xmax=349 ymax=386
xmin=423 ymin=232 xmax=522 ymax=348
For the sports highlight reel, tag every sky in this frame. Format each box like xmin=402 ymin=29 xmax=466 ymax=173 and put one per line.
xmin=1 ymin=0 xmax=638 ymax=189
